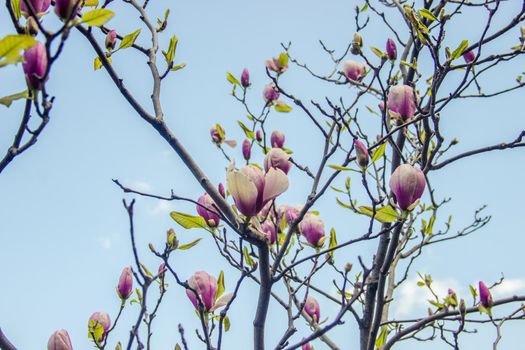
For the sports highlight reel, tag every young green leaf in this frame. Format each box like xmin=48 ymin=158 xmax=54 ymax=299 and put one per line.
xmin=237 ymin=121 xmax=254 ymax=140
xmin=216 ymin=271 xmax=225 ymax=300
xmin=178 ymin=238 xmax=202 ymax=250
xmin=170 ymin=211 xmax=208 ymax=229
xmin=0 ymin=90 xmax=28 ymax=107
xmin=81 ymin=9 xmax=115 ymax=27
xmin=274 ymin=101 xmax=293 ymax=113
xmin=371 ymin=142 xmax=387 ymax=163
xmin=419 ymin=9 xmax=438 ymax=22
xmin=119 ymin=29 xmax=141 ymax=50
xmin=226 ymin=72 xmax=240 ymax=85
xmin=11 ymin=0 xmax=20 ymax=20
xmin=451 ymin=40 xmax=469 ymax=60
xmin=358 ymin=205 xmax=399 ymax=223
xmin=170 ymin=63 xmax=186 ymax=71
xmin=0 ymin=35 xmax=36 ymax=65
xmin=163 ymin=35 xmax=178 ymax=64
xmin=243 ymin=247 xmax=255 ymax=268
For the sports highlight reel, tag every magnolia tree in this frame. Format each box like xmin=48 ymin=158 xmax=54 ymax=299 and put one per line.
xmin=1 ymin=0 xmax=525 ymax=349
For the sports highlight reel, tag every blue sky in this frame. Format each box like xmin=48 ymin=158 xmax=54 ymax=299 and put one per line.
xmin=1 ymin=1 xmax=524 ymax=349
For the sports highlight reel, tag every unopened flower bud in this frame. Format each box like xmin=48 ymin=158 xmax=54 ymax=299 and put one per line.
xmin=242 ymin=139 xmax=251 ymax=160
xmin=88 ymin=312 xmax=111 ymax=343
xmin=25 ymin=17 xmax=39 ymax=36
xmin=255 ymin=130 xmax=262 ymax=142
xmin=342 ymin=60 xmax=365 ymax=82
xmin=241 ymin=68 xmax=250 ymax=88
xmin=389 ymin=164 xmax=426 ymax=211
xmin=105 ymin=30 xmax=117 ymax=51
xmin=265 ymin=53 xmax=288 ymax=74
xmin=479 ymin=281 xmax=493 ymax=309
xmin=196 ymin=193 xmax=221 ymax=227
xmin=304 ymin=296 xmax=320 ymax=323
xmin=186 ymin=271 xmax=218 ymax=312
xmin=264 ymin=148 xmax=292 ymax=174
xmin=459 ymin=299 xmax=467 ymax=318
xmin=54 ymin=0 xmax=79 ymax=20
xmin=301 ymin=340 xmax=312 ymax=350
xmin=117 ymin=267 xmax=133 ymax=300
xmin=218 ymin=182 xmax=225 ymax=198
xmin=263 ymin=83 xmax=280 ymax=104
xmin=261 ymin=221 xmax=276 ymax=244
xmin=158 ymin=263 xmax=166 ymax=279
xmin=166 ymin=228 xmax=178 ymax=250
xmin=387 ymin=85 xmax=417 ymax=121
xmin=344 ymin=263 xmax=353 ymax=273
xmin=21 ymin=0 xmax=51 ymax=18
xmin=521 ymin=26 xmax=525 ymax=43
xmin=451 ymin=138 xmax=459 ymax=145
xmin=351 ymin=32 xmax=363 ymax=55
xmin=299 ymin=213 xmax=325 ymax=248
xmin=23 ymin=41 xmax=47 ymax=90
xmin=463 ymin=50 xmax=476 ymax=64
xmin=386 ymin=38 xmax=397 ymax=60
xmin=448 ymin=288 xmax=458 ymax=307
xmin=354 ymin=139 xmax=369 ymax=169
xmin=210 ymin=124 xmax=225 ymax=144
xmin=48 ymin=329 xmax=73 ymax=350
xmin=270 ymin=130 xmax=285 ymax=148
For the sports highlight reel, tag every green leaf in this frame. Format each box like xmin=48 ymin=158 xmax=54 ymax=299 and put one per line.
xmin=0 ymin=35 xmax=36 ymax=65
xmin=277 ymin=52 xmax=288 ymax=68
xmin=170 ymin=63 xmax=186 ymax=71
xmin=81 ymin=9 xmax=115 ymax=27
xmin=174 ymin=344 xmax=181 ymax=350
xmin=328 ymin=228 xmax=337 ymax=257
xmin=83 ymin=0 xmax=99 ymax=6
xmin=451 ymin=40 xmax=469 ymax=60
xmin=371 ymin=142 xmax=386 ymax=163
xmin=140 ymin=263 xmax=153 ymax=278
xmin=328 ymin=164 xmax=353 ymax=171
xmin=119 ymin=29 xmax=141 ymax=50
xmin=418 ymin=8 xmax=438 ymax=22
xmin=223 ymin=316 xmax=231 ymax=332
xmin=163 ymin=35 xmax=178 ymax=64
xmin=93 ymin=56 xmax=112 ymax=71
xmin=178 ymin=238 xmax=202 ymax=250
xmin=11 ymin=0 xmax=20 ymax=20
xmin=369 ymin=46 xmax=384 ymax=59
xmin=375 ymin=326 xmax=388 ymax=348
xmin=216 ymin=271 xmax=225 ymax=301
xmin=170 ymin=211 xmax=208 ymax=229
xmin=115 ymin=342 xmax=122 ymax=350
xmin=274 ymin=101 xmax=293 ymax=113
xmin=226 ymin=71 xmax=240 ymax=85
xmin=0 ymin=90 xmax=28 ymax=107
xmin=88 ymin=320 xmax=104 ymax=343
xmin=237 ymin=120 xmax=254 ymax=140
xmin=336 ymin=197 xmax=352 ymax=209
xmin=358 ymin=205 xmax=399 ymax=223
xmin=243 ymin=247 xmax=255 ymax=268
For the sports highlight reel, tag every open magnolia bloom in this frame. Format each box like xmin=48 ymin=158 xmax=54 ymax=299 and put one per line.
xmin=226 ymin=165 xmax=289 ymax=217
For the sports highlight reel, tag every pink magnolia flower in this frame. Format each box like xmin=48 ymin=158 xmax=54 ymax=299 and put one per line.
xmin=386 ymin=38 xmax=397 ymax=60
xmin=226 ymin=165 xmax=289 ymax=217
xmin=270 ymin=130 xmax=285 ymax=148
xmin=265 ymin=54 xmax=288 ymax=74
xmin=354 ymin=139 xmax=369 ymax=168
xmin=342 ymin=60 xmax=365 ymax=82
xmin=105 ymin=30 xmax=117 ymax=50
xmin=23 ymin=41 xmax=47 ymax=90
xmin=186 ymin=271 xmax=218 ymax=312
xmin=20 ymin=0 xmax=51 ymax=17
xmin=210 ymin=124 xmax=224 ymax=144
xmin=261 ymin=220 xmax=276 ymax=244
xmin=241 ymin=68 xmax=250 ymax=87
xmin=463 ymin=50 xmax=476 ymax=64
xmin=264 ymin=148 xmax=292 ymax=174
xmin=304 ymin=296 xmax=320 ymax=323
xmin=479 ymin=281 xmax=493 ymax=308
xmin=389 ymin=164 xmax=426 ymax=210
xmin=387 ymin=85 xmax=417 ymax=121
xmin=242 ymin=139 xmax=251 ymax=160
xmin=54 ymin=0 xmax=78 ymax=20
xmin=299 ymin=213 xmax=325 ymax=247
xmin=218 ymin=182 xmax=226 ymax=198
xmin=117 ymin=266 xmax=133 ymax=300
xmin=277 ymin=204 xmax=300 ymax=226
xmin=302 ymin=340 xmax=313 ymax=350
xmin=47 ymin=329 xmax=73 ymax=350
xmin=263 ymin=83 xmax=280 ymax=104
xmin=88 ymin=312 xmax=111 ymax=342
xmin=196 ymin=192 xmax=221 ymax=227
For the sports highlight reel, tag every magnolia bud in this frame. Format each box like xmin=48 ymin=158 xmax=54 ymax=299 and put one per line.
xmin=105 ymin=30 xmax=117 ymax=51
xmin=47 ymin=329 xmax=73 ymax=350
xmin=479 ymin=281 xmax=493 ymax=308
xmin=304 ymin=296 xmax=320 ymax=323
xmin=88 ymin=312 xmax=111 ymax=343
xmin=166 ymin=228 xmax=178 ymax=250
xmin=117 ymin=267 xmax=133 ymax=300
xmin=218 ymin=182 xmax=225 ymax=198
xmin=301 ymin=340 xmax=313 ymax=350
xmin=242 ymin=139 xmax=251 ymax=160
xmin=263 ymin=83 xmax=280 ymax=104
xmin=386 ymin=38 xmax=397 ymax=60
xmin=354 ymin=139 xmax=369 ymax=169
xmin=54 ymin=0 xmax=78 ymax=20
xmin=342 ymin=60 xmax=365 ymax=82
xmin=387 ymin=85 xmax=417 ymax=121
xmin=196 ymin=193 xmax=221 ymax=227
xmin=25 ymin=17 xmax=39 ymax=36
xmin=261 ymin=221 xmax=276 ymax=244
xmin=299 ymin=213 xmax=325 ymax=247
xmin=186 ymin=271 xmax=218 ymax=312
xmin=389 ymin=164 xmax=426 ymax=211
xmin=344 ymin=263 xmax=353 ymax=273
xmin=351 ymin=32 xmax=363 ymax=55
xmin=255 ymin=130 xmax=262 ymax=142
xmin=270 ymin=130 xmax=285 ymax=148
xmin=459 ymin=298 xmax=467 ymax=318
xmin=210 ymin=124 xmax=225 ymax=144
xmin=463 ymin=50 xmax=476 ymax=64
xmin=447 ymin=288 xmax=458 ymax=308
xmin=21 ymin=0 xmax=51 ymax=17
xmin=241 ymin=68 xmax=250 ymax=88
xmin=23 ymin=41 xmax=47 ymax=90
xmin=521 ymin=26 xmax=525 ymax=43
xmin=264 ymin=148 xmax=292 ymax=174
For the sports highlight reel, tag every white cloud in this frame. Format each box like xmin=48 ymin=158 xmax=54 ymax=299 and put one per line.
xmin=131 ymin=180 xmax=152 ymax=192
xmin=150 ymin=200 xmax=173 ymax=215
xmin=96 ymin=232 xmax=120 ymax=250
xmin=492 ymin=278 xmax=525 ymax=297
